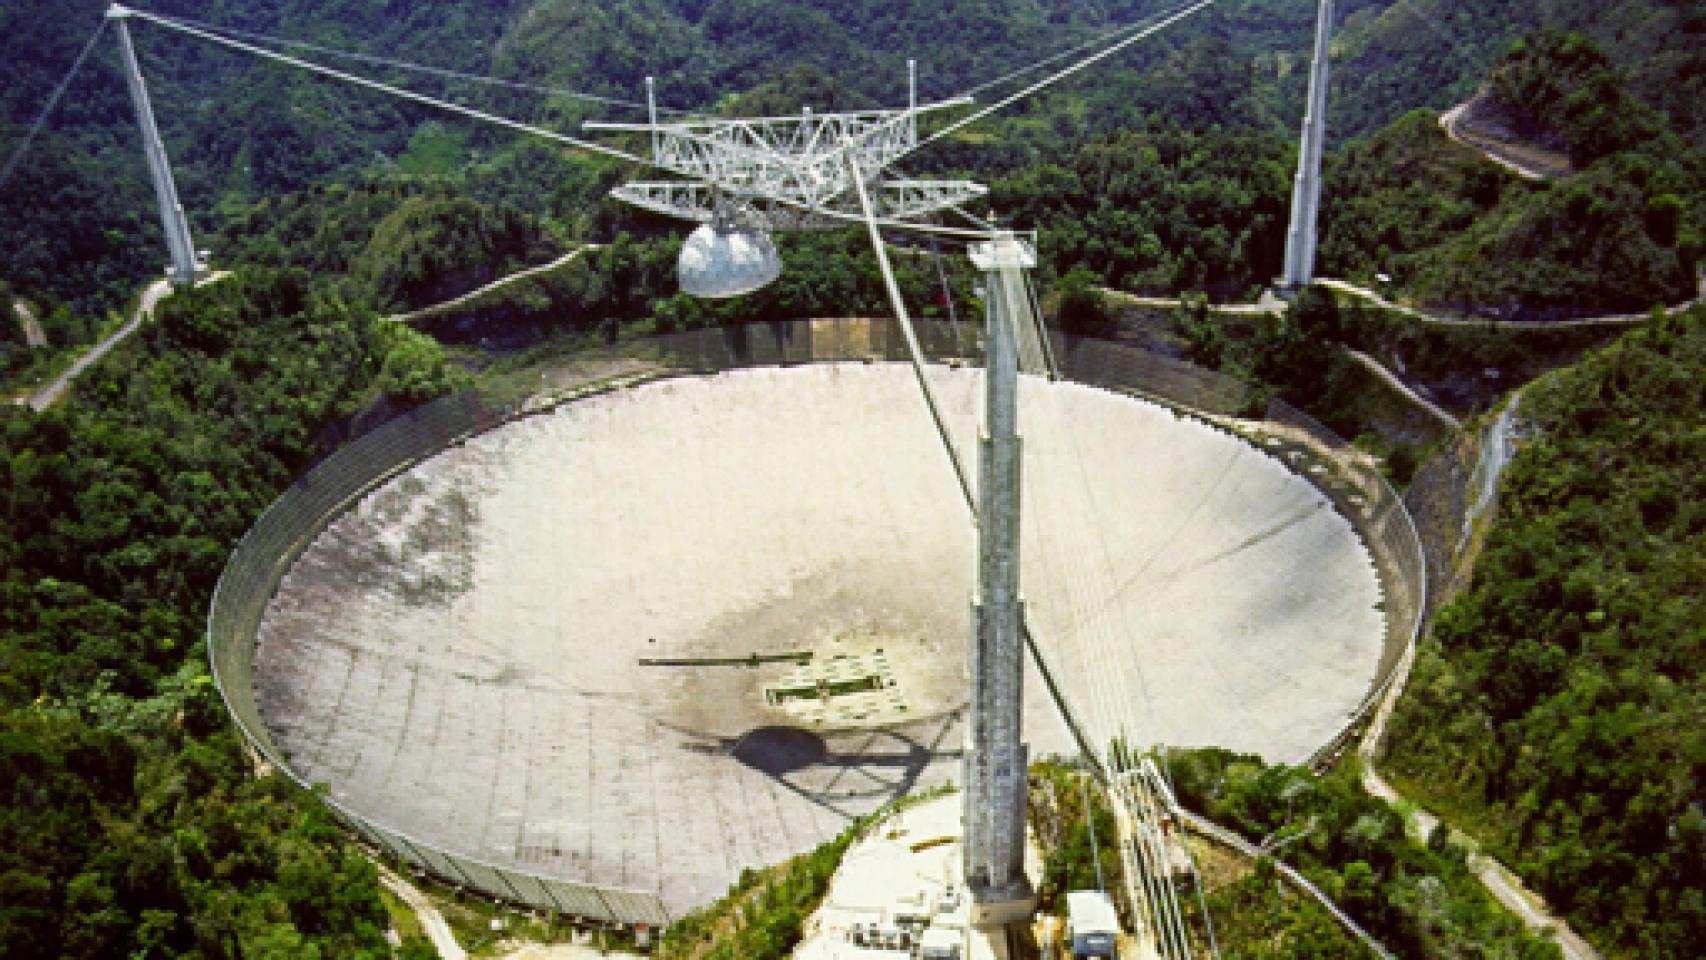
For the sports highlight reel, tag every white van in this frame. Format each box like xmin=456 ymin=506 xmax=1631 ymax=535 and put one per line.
xmin=1065 ymin=890 xmax=1119 ymax=958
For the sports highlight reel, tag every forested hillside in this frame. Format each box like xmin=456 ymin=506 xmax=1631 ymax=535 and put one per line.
xmin=1168 ymin=749 xmax=1559 ymax=958
xmin=4 ymin=0 xmax=1702 ymax=345
xmin=1383 ymin=306 xmax=1706 ymax=957
xmin=0 ymin=268 xmax=464 ymax=955
xmin=1 ymin=0 xmax=1704 ymax=956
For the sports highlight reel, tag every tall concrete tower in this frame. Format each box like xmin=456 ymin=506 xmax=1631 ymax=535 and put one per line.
xmin=1281 ymin=0 xmax=1334 ymax=290
xmin=963 ymin=231 xmax=1037 ymax=924
xmin=110 ymin=5 xmax=206 ymax=287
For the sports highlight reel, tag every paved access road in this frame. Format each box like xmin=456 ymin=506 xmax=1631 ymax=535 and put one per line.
xmin=1438 ymin=102 xmax=1559 ymax=182
xmin=386 ymin=245 xmax=601 ymax=324
xmin=24 ymin=272 xmax=229 ymax=411
xmin=13 ymin=299 xmax=47 ymax=348
xmin=25 ymin=278 xmax=170 ymax=411
xmin=1359 ymin=648 xmax=1601 ymax=960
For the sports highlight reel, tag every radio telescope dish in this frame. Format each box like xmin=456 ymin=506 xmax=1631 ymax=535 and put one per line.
xmin=678 ymin=221 xmax=782 ymax=298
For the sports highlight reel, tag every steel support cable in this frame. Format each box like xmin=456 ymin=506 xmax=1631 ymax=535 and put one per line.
xmin=901 ymin=0 xmax=1221 ymax=163
xmin=1147 ymin=759 xmax=1210 ymax=959
xmin=1015 ymin=279 xmax=1140 ymax=771
xmin=0 ymin=18 xmax=107 ymax=190
xmin=927 ymin=237 xmax=966 ymax=347
xmin=120 ymin=7 xmax=646 ymax=164
xmin=1024 ymin=495 xmax=1116 ymax=767
xmin=1026 ymin=343 xmax=1152 ymax=778
xmin=1022 ymin=271 xmax=1062 ymax=379
xmin=1027 ymin=433 xmax=1124 ymax=768
xmin=1125 ymin=771 xmax=1185 ymax=958
xmin=1136 ymin=769 xmax=1195 ymax=958
xmin=849 ymin=155 xmax=978 ymax=516
xmin=956 ymin=0 xmax=1206 ymax=102
xmin=769 ymin=0 xmax=1212 ymax=204
xmin=1012 ymin=310 xmax=1164 ymax=765
xmin=1107 ymin=776 xmax=1146 ymax=922
xmin=137 ymin=10 xmax=692 ymax=115
xmin=1161 ymin=748 xmax=1224 ymax=960
xmin=1123 ymin=774 xmax=1173 ymax=955
xmin=118 ymin=6 xmax=994 ymax=243
xmin=1080 ymin=771 xmax=1108 ymax=892
xmin=851 ymin=163 xmax=1114 ymax=786
xmin=1118 ymin=773 xmax=1172 ymax=952
xmin=1050 ymin=377 xmax=1166 ymax=754
xmin=1004 ymin=302 xmax=1126 ymax=769
xmin=1002 ymin=282 xmax=1134 ymax=759
xmin=1114 ymin=777 xmax=1154 ymax=943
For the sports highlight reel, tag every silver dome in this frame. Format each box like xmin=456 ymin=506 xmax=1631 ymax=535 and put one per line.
xmin=678 ymin=222 xmax=782 ymax=298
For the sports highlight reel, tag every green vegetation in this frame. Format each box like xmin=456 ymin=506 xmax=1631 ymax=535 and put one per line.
xmin=416 ymin=229 xmax=968 ymax=346
xmin=0 ymin=267 xmax=455 ymax=956
xmin=1403 ymin=33 xmax=1703 ymax=318
xmin=1031 ymin=762 xmax=1125 ymax=912
xmin=1187 ymin=857 xmax=1368 ymax=959
xmin=1171 ymin=286 xmax=1458 ymax=480
xmin=657 ymin=818 xmax=860 ymax=960
xmin=1168 ymin=748 xmax=1561 ymax=958
xmin=993 ymin=126 xmax=1292 ymax=300
xmin=217 ymin=181 xmax=560 ymax=311
xmin=1317 ymin=109 xmax=1515 ymax=286
xmin=1383 ymin=305 xmax=1706 ymax=957
xmin=0 ymin=1 xmax=1702 ymax=955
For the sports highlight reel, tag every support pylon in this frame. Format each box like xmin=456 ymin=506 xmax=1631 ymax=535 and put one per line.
xmin=1280 ymin=0 xmax=1334 ymax=291
xmin=110 ymin=4 xmax=206 ymax=287
xmin=963 ymin=231 xmax=1037 ymax=925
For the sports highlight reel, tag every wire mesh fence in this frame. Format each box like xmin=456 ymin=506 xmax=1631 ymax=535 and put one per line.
xmin=206 ymin=317 xmax=1427 ymax=926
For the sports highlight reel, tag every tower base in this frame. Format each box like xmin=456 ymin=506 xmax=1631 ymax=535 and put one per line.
xmin=968 ymin=880 xmax=1036 ymax=926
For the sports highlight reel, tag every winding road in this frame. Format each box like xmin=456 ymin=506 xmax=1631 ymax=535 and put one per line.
xmin=1096 ymin=285 xmax=1463 ymax=427
xmin=1358 ymin=648 xmax=1601 ymax=960
xmin=23 ymin=277 xmax=173 ymax=411
xmin=386 ymin=245 xmax=601 ymax=324
xmin=12 ymin=299 xmax=47 ymax=348
xmin=1438 ymin=102 xmax=1558 ymax=182
xmin=375 ymin=862 xmax=467 ymax=960
xmin=1314 ymin=275 xmax=1706 ymax=331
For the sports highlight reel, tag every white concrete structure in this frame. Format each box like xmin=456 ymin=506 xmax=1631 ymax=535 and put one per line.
xmin=252 ymin=363 xmax=1384 ymax=917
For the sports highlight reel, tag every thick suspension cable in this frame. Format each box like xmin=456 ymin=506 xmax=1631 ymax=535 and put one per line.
xmin=149 ymin=11 xmax=695 ymax=116
xmin=904 ymin=0 xmax=1219 ymax=162
xmin=957 ymin=0 xmax=1199 ymax=102
xmin=849 ymin=155 xmax=978 ymax=515
xmin=0 ymin=19 xmax=108 ymax=190
xmin=120 ymin=7 xmax=647 ymax=165
xmin=118 ymin=6 xmax=994 ymax=242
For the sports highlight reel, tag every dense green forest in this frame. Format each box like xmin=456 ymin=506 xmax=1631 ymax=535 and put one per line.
xmin=0 ymin=269 xmax=458 ymax=955
xmin=1167 ymin=748 xmax=1561 ymax=958
xmin=6 ymin=0 xmax=1699 ymax=341
xmin=1382 ymin=306 xmax=1706 ymax=957
xmin=1 ymin=0 xmax=1704 ymax=956
xmin=657 ymin=803 xmax=878 ymax=960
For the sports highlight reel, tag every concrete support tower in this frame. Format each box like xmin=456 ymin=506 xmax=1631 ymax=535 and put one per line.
xmin=1280 ymin=0 xmax=1334 ymax=290
xmin=963 ymin=232 xmax=1037 ymax=924
xmin=110 ymin=5 xmax=205 ymax=287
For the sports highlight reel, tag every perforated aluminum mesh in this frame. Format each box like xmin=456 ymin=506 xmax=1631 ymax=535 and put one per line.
xmin=207 ymin=319 xmax=1427 ymax=926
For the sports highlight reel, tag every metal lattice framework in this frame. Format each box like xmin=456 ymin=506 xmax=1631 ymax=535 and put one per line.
xmin=611 ymin=178 xmax=988 ymax=230
xmin=587 ymin=85 xmax=985 ymax=229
